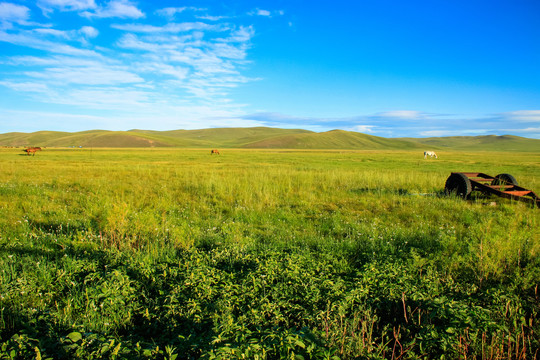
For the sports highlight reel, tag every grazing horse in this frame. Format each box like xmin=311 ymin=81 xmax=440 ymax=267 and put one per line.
xmin=210 ymin=149 xmax=220 ymax=155
xmin=24 ymin=147 xmax=42 ymax=156
xmin=424 ymin=151 xmax=437 ymax=159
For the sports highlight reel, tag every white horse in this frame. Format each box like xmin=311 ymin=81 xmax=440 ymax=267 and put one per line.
xmin=424 ymin=151 xmax=438 ymax=159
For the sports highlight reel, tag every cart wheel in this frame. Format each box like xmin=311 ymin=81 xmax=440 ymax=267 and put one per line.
xmin=445 ymin=173 xmax=472 ymax=199
xmin=492 ymin=173 xmax=518 ymax=186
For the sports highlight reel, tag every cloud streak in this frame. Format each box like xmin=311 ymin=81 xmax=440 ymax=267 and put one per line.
xmin=81 ymin=0 xmax=144 ymax=19
xmin=0 ymin=2 xmax=30 ymax=25
xmin=37 ymin=0 xmax=97 ymax=13
xmin=236 ymin=111 xmax=540 ymax=139
xmin=0 ymin=1 xmax=264 ymax=132
xmin=503 ymin=110 xmax=540 ymax=123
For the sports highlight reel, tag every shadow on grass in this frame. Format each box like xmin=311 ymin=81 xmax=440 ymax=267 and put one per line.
xmin=0 ymin=243 xmax=222 ymax=358
xmin=27 ymin=219 xmax=99 ymax=236
xmin=351 ymin=187 xmax=450 ymax=198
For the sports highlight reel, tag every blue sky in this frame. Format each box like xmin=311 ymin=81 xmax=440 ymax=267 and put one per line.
xmin=0 ymin=0 xmax=539 ymax=138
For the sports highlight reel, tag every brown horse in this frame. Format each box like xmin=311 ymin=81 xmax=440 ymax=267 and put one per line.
xmin=24 ymin=147 xmax=42 ymax=156
xmin=210 ymin=149 xmax=220 ymax=155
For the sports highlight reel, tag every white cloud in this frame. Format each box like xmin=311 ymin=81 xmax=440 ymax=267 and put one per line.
xmin=32 ymin=28 xmax=70 ymax=38
xmin=219 ymin=25 xmax=254 ymax=43
xmin=0 ymin=2 xmax=30 ymax=26
xmin=37 ymin=0 xmax=96 ymax=16
xmin=0 ymin=98 xmax=256 ymax=131
xmin=0 ymin=30 xmax=102 ymax=56
xmin=155 ymin=7 xmax=206 ymax=19
xmin=25 ymin=65 xmax=144 ymax=85
xmin=196 ymin=15 xmax=228 ymax=21
xmin=80 ymin=26 xmax=98 ymax=38
xmin=352 ymin=125 xmax=375 ymax=133
xmin=81 ymin=0 xmax=144 ymax=19
xmin=248 ymin=9 xmax=284 ymax=18
xmin=112 ymin=22 xmax=220 ymax=33
xmin=0 ymin=81 xmax=49 ymax=93
xmin=377 ymin=110 xmax=425 ymax=119
xmin=0 ymin=1 xmax=285 ymax=133
xmin=114 ymin=24 xmax=254 ymax=98
xmin=155 ymin=7 xmax=187 ymax=18
xmin=503 ymin=110 xmax=540 ymax=123
xmin=25 ymin=26 xmax=98 ymax=43
xmin=212 ymin=42 xmax=249 ymax=60
xmin=419 ymin=130 xmax=462 ymax=137
xmin=256 ymin=9 xmax=271 ymax=17
xmin=500 ymin=126 xmax=540 ymax=133
xmin=56 ymin=87 xmax=151 ymax=107
xmin=8 ymin=55 xmax=102 ymax=67
xmin=116 ymin=33 xmax=163 ymax=51
xmin=419 ymin=129 xmax=490 ymax=137
xmin=38 ymin=0 xmax=96 ymax=11
xmin=136 ymin=62 xmax=189 ymax=81
xmin=249 ymin=9 xmax=271 ymax=17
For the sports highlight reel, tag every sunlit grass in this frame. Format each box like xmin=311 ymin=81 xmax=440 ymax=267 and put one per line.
xmin=0 ymin=148 xmax=538 ymax=358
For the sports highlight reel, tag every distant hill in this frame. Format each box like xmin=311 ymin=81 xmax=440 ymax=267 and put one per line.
xmin=399 ymin=134 xmax=540 ymax=152
xmin=0 ymin=127 xmax=538 ymax=151
xmin=243 ymin=130 xmax=424 ymax=150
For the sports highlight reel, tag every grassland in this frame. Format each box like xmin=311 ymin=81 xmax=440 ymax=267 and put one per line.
xmin=0 ymin=148 xmax=539 ymax=359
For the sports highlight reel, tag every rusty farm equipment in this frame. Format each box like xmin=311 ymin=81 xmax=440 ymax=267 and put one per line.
xmin=445 ymin=172 xmax=539 ymax=208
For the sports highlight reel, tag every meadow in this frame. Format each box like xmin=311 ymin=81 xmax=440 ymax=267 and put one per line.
xmin=0 ymin=148 xmax=538 ymax=359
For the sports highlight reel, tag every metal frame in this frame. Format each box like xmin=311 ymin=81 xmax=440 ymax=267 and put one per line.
xmin=448 ymin=172 xmax=539 ymax=208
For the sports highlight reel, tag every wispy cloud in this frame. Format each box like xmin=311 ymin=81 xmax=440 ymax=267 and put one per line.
xmin=155 ymin=6 xmax=206 ymax=20
xmin=112 ymin=21 xmax=255 ymax=99
xmin=507 ymin=127 xmax=540 ymax=135
xmin=0 ymin=80 xmax=49 ymax=93
xmin=80 ymin=25 xmax=98 ymax=38
xmin=25 ymin=65 xmax=143 ymax=85
xmin=502 ymin=110 xmax=540 ymax=123
xmin=352 ymin=125 xmax=375 ymax=133
xmin=111 ymin=22 xmax=221 ymax=33
xmin=37 ymin=0 xmax=96 ymax=16
xmin=81 ymin=0 xmax=144 ymax=19
xmin=253 ymin=9 xmax=271 ymax=17
xmin=418 ymin=129 xmax=489 ymax=137
xmin=233 ymin=111 xmax=540 ymax=138
xmin=376 ymin=110 xmax=427 ymax=120
xmin=196 ymin=15 xmax=229 ymax=22
xmin=38 ymin=0 xmax=97 ymax=11
xmin=0 ymin=29 xmax=102 ymax=56
xmin=0 ymin=1 xmax=265 ymax=132
xmin=248 ymin=9 xmax=284 ymax=17
xmin=0 ymin=2 xmax=30 ymax=26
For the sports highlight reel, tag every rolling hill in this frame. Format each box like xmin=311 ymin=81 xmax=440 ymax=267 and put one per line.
xmin=242 ymin=129 xmax=425 ymax=150
xmin=0 ymin=127 xmax=538 ymax=151
xmin=398 ymin=134 xmax=540 ymax=152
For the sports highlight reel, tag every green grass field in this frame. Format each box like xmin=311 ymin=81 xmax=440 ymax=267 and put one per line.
xmin=0 ymin=148 xmax=539 ymax=359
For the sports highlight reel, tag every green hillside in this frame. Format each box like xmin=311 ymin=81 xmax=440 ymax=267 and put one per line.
xmin=401 ymin=135 xmax=540 ymax=152
xmin=243 ymin=129 xmax=423 ymax=149
xmin=0 ymin=127 xmax=538 ymax=151
xmin=0 ymin=127 xmax=312 ymax=148
xmin=132 ymin=127 xmax=313 ymax=147
xmin=0 ymin=130 xmax=73 ymax=147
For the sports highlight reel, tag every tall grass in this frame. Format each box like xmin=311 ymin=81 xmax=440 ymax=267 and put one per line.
xmin=0 ymin=148 xmax=538 ymax=359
